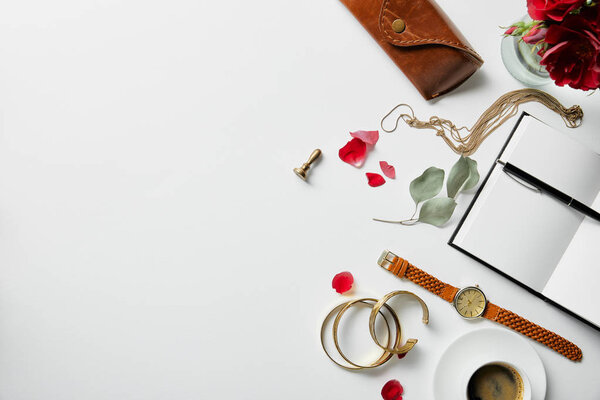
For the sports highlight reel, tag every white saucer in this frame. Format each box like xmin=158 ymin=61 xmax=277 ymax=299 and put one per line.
xmin=433 ymin=328 xmax=546 ymax=400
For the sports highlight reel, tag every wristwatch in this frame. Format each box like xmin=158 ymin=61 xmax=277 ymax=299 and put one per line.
xmin=377 ymin=250 xmax=583 ymax=362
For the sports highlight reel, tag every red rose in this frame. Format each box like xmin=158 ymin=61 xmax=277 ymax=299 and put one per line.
xmin=527 ymin=0 xmax=586 ymax=21
xmin=540 ymin=15 xmax=600 ymax=90
xmin=580 ymin=4 xmax=600 ymax=33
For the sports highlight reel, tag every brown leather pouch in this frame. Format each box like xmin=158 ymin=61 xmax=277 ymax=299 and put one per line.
xmin=339 ymin=0 xmax=484 ymax=100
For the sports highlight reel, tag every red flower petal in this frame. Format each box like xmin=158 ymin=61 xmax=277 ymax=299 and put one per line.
xmin=379 ymin=161 xmax=396 ymax=179
xmin=350 ymin=130 xmax=379 ymax=145
xmin=339 ymin=138 xmax=367 ymax=167
xmin=381 ymin=380 xmax=403 ymax=400
xmin=366 ymin=172 xmax=385 ymax=187
xmin=332 ymin=272 xmax=354 ymax=294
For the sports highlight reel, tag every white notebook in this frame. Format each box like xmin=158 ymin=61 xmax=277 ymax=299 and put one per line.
xmin=449 ymin=114 xmax=600 ymax=329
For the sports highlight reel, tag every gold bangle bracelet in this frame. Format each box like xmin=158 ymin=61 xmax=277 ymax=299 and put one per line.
xmin=369 ymin=290 xmax=429 ymax=355
xmin=331 ymin=298 xmax=401 ymax=369
xmin=321 ymin=299 xmax=400 ymax=370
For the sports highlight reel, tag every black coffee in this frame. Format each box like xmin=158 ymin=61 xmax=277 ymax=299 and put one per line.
xmin=467 ymin=363 xmax=523 ymax=400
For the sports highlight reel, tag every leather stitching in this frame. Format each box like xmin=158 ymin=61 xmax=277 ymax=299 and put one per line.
xmin=440 ymin=286 xmax=458 ymax=303
xmin=378 ymin=0 xmax=483 ymax=65
xmin=397 ymin=259 xmax=409 ymax=278
xmin=483 ymin=302 xmax=501 ymax=320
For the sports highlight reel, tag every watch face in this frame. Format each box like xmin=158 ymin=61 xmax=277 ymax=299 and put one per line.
xmin=454 ymin=287 xmax=487 ymax=319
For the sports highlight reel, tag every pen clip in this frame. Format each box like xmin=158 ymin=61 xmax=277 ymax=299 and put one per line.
xmin=496 ymin=159 xmax=542 ymax=194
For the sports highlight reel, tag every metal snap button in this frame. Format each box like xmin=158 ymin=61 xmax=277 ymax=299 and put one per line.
xmin=392 ymin=19 xmax=406 ymax=33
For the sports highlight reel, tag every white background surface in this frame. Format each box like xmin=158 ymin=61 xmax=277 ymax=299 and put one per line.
xmin=1 ymin=0 xmax=599 ymax=398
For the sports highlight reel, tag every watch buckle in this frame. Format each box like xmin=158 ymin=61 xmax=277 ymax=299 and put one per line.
xmin=377 ymin=250 xmax=398 ymax=269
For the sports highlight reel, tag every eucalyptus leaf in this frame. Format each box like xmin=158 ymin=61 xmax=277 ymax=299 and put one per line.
xmin=462 ymin=157 xmax=480 ymax=192
xmin=447 ymin=156 xmax=480 ymax=198
xmin=447 ymin=156 xmax=469 ymax=198
xmin=418 ymin=197 xmax=457 ymax=227
xmin=409 ymin=167 xmax=445 ymax=205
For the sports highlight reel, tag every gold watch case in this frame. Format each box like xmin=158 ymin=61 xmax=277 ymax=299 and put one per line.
xmin=453 ymin=286 xmax=487 ymax=319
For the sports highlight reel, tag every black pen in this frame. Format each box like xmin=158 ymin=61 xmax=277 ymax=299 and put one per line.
xmin=496 ymin=159 xmax=600 ymax=222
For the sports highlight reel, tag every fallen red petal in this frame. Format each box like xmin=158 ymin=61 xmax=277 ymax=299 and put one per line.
xmin=339 ymin=138 xmax=367 ymax=167
xmin=366 ymin=172 xmax=385 ymax=187
xmin=350 ymin=130 xmax=379 ymax=145
xmin=332 ymin=272 xmax=354 ymax=294
xmin=381 ymin=380 xmax=404 ymax=400
xmin=379 ymin=161 xmax=396 ymax=179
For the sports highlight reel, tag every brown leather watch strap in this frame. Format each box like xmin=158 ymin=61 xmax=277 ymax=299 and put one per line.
xmin=379 ymin=252 xmax=459 ymax=303
xmin=483 ymin=302 xmax=583 ymax=362
xmin=377 ymin=251 xmax=583 ymax=362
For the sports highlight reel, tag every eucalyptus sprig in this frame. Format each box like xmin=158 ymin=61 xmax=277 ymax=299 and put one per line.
xmin=374 ymin=155 xmax=480 ymax=227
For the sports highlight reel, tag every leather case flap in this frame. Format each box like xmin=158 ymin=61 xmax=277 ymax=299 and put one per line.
xmin=379 ymin=0 xmax=483 ymax=63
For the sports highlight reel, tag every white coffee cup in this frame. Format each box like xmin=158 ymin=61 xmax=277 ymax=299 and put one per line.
xmin=460 ymin=360 xmax=532 ymax=400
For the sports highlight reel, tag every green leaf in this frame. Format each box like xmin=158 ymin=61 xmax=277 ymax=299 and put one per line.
xmin=447 ymin=156 xmax=469 ymax=198
xmin=463 ymin=157 xmax=480 ymax=192
xmin=418 ymin=197 xmax=457 ymax=227
xmin=447 ymin=156 xmax=480 ymax=198
xmin=409 ymin=167 xmax=445 ymax=205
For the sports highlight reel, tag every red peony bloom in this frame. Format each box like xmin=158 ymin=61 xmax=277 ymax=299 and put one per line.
xmin=581 ymin=4 xmax=600 ymax=33
xmin=540 ymin=15 xmax=600 ymax=90
xmin=527 ymin=0 xmax=586 ymax=22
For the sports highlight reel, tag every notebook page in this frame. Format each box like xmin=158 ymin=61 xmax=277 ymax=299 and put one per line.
xmin=542 ymin=193 xmax=600 ymax=328
xmin=453 ymin=164 xmax=583 ymax=291
xmin=500 ymin=116 xmax=600 ymax=204
xmin=452 ymin=115 xmax=596 ymax=292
